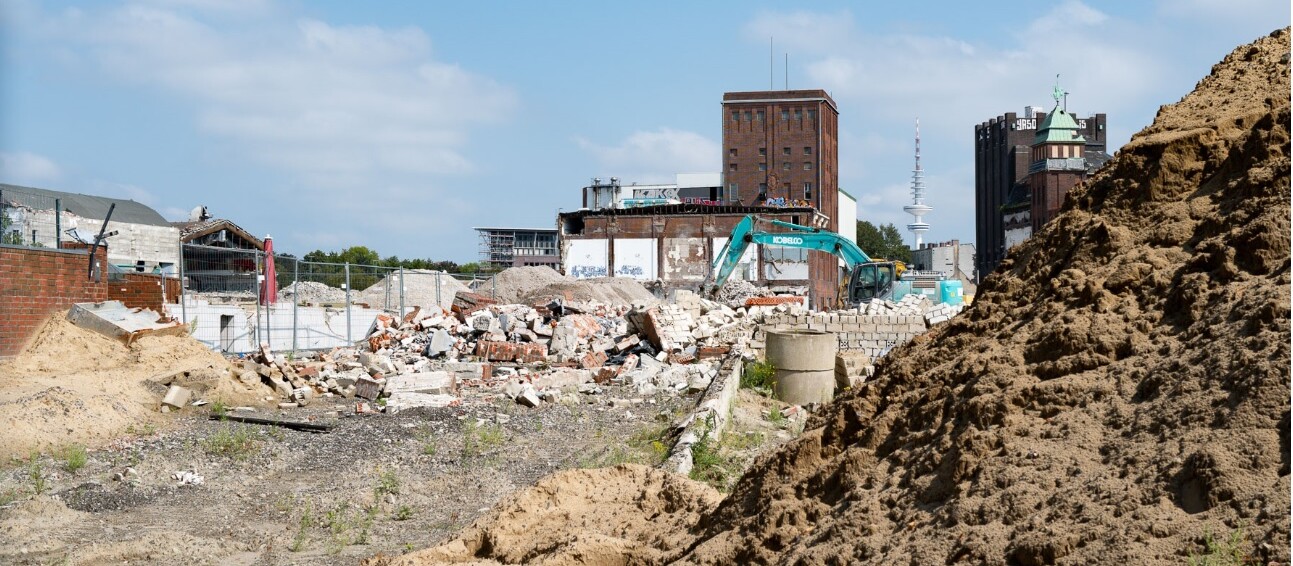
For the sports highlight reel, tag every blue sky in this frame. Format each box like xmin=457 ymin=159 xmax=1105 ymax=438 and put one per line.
xmin=1 ymin=0 xmax=1287 ymax=262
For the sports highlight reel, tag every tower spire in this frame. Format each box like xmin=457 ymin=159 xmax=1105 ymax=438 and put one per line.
xmin=903 ymin=118 xmax=932 ymax=249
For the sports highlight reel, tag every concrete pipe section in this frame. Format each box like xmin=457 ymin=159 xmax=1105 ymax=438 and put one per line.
xmin=765 ymin=329 xmax=838 ymax=406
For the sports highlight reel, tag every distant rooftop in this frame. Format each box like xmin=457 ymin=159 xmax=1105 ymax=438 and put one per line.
xmin=0 ymin=183 xmax=171 ymax=227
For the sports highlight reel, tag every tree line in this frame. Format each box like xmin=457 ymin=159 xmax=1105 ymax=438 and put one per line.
xmin=855 ymin=220 xmax=912 ymax=263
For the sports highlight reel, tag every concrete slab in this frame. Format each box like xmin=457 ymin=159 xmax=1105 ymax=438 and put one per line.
xmin=68 ymin=301 xmax=186 ymax=345
xmin=385 ymin=371 xmax=456 ymax=395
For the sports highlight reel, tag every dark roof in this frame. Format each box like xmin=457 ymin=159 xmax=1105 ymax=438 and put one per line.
xmin=171 ymin=218 xmax=264 ymax=250
xmin=558 ymin=203 xmax=821 ymax=220
xmin=1002 ymin=181 xmax=1030 ymax=212
xmin=0 ymin=183 xmax=171 ymax=227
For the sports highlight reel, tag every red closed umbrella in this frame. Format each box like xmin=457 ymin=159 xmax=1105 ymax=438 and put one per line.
xmin=260 ymin=235 xmax=277 ymax=306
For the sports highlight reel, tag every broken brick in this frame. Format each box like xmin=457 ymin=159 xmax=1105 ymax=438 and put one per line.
xmin=579 ymin=351 xmax=608 ymax=369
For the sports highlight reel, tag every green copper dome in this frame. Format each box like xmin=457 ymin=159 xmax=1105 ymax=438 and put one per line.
xmin=1035 ymin=105 xmax=1086 ymax=145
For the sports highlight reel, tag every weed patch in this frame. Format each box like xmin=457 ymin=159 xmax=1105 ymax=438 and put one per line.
xmin=1188 ymin=524 xmax=1254 ymax=566
xmin=202 ymin=425 xmax=260 ymax=460
xmin=61 ymin=444 xmax=87 ymax=474
xmin=463 ymin=419 xmax=505 ymax=458
xmin=741 ymin=360 xmax=776 ymax=394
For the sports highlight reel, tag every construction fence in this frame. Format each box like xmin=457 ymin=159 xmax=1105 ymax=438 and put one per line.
xmin=0 ymin=186 xmax=65 ymax=249
xmin=175 ymin=244 xmax=499 ymax=355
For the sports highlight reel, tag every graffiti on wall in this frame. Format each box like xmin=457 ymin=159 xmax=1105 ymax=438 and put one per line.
xmin=570 ymin=265 xmax=608 ymax=279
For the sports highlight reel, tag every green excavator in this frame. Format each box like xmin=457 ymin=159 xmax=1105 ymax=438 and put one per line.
xmin=704 ymin=215 xmax=963 ymax=309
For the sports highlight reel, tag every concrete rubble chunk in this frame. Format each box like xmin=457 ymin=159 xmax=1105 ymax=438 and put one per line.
xmin=515 ymin=384 xmax=542 ymax=407
xmin=385 ymin=371 xmax=456 ymax=395
xmin=161 ymin=385 xmax=193 ymax=410
xmin=68 ymin=301 xmax=186 ymax=345
xmin=355 ymin=376 xmax=385 ymax=400
xmin=532 ymin=368 xmax=593 ymax=389
xmin=358 ymin=351 xmax=396 ymax=375
xmin=385 ymin=392 xmax=459 ymax=413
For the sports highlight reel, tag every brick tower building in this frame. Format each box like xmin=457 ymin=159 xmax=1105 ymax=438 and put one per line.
xmin=720 ymin=90 xmax=840 ymax=232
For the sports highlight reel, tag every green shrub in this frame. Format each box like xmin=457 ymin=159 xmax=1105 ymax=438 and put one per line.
xmin=463 ymin=419 xmax=505 ymax=458
xmin=741 ymin=360 xmax=776 ymax=392
xmin=374 ymin=468 xmax=400 ymax=498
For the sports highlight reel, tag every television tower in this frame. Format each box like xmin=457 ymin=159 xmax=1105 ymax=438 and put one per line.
xmin=904 ymin=118 xmax=932 ymax=249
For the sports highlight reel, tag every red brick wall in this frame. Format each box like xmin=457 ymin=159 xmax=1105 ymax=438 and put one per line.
xmin=570 ymin=209 xmax=841 ymax=309
xmin=0 ymin=246 xmax=108 ymax=357
xmin=721 ymin=90 xmax=840 ymax=232
xmin=107 ymin=273 xmax=180 ymax=313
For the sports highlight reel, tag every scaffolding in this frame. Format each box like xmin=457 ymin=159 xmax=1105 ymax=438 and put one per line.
xmin=475 ymin=228 xmax=559 ymax=269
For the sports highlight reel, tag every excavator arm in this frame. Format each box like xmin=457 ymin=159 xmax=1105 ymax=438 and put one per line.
xmin=706 ymin=215 xmax=880 ymax=299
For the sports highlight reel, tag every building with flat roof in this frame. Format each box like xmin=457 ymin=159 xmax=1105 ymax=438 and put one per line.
xmin=476 ymin=227 xmax=559 ymax=269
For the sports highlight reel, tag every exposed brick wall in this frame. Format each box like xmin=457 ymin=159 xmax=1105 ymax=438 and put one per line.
xmin=107 ymin=273 xmax=180 ymax=313
xmin=567 ymin=209 xmax=841 ymax=309
xmin=0 ymin=245 xmax=108 ymax=357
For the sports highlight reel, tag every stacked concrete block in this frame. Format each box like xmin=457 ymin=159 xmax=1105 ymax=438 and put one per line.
xmin=924 ymin=302 xmax=965 ymax=326
xmin=834 ymin=352 xmax=873 ymax=390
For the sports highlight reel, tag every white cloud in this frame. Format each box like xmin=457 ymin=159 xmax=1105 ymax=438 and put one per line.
xmin=37 ymin=3 xmax=516 ymax=190
xmin=0 ymin=151 xmax=63 ymax=185
xmin=576 ymin=128 xmax=720 ymax=184
xmin=742 ymin=1 xmax=1188 ymax=246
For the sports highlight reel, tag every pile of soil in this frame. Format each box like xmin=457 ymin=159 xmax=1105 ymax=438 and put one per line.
xmin=375 ymin=465 xmax=722 ymax=566
xmin=681 ymin=27 xmax=1291 ymax=565
xmin=519 ymin=277 xmax=659 ymax=306
xmin=486 ymin=266 xmax=569 ymax=304
xmin=392 ymin=28 xmax=1291 ymax=565
xmin=0 ymin=312 xmax=259 ymax=459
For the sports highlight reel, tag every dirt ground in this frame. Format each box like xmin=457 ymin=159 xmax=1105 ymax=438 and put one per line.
xmin=0 ymin=381 xmax=701 ymax=565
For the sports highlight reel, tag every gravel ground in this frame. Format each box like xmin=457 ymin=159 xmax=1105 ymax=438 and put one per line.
xmin=0 ymin=385 xmax=697 ymax=565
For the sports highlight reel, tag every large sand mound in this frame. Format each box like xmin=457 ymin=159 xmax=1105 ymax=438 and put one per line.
xmin=0 ymin=312 xmax=252 ymax=458
xmin=679 ymin=28 xmax=1291 ymax=565
xmin=377 ymin=465 xmax=721 ymax=566
xmin=384 ymin=28 xmax=1291 ymax=566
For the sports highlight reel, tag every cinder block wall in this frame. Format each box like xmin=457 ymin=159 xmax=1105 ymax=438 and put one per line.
xmin=0 ymin=245 xmax=108 ymax=357
xmin=751 ymin=312 xmax=928 ymax=360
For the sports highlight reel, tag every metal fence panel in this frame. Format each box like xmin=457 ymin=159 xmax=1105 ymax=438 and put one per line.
xmin=174 ymin=244 xmax=510 ymax=355
xmin=0 ymin=187 xmax=63 ymax=249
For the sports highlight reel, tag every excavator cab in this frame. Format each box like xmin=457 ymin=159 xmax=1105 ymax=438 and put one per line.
xmin=847 ymin=262 xmax=897 ymax=305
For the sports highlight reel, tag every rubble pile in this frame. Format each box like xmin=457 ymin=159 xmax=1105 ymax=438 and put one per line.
xmin=277 ymin=281 xmax=347 ymax=304
xmin=712 ymin=277 xmax=770 ymax=305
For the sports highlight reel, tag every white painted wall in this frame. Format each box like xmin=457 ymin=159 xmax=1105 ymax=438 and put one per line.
xmin=10 ymin=209 xmax=179 ymax=269
xmin=566 ymin=239 xmax=609 ymax=279
xmin=1004 ymin=211 xmax=1032 ymax=251
xmin=170 ymin=300 xmax=383 ymax=353
xmin=837 ymin=190 xmax=858 ymax=269
xmin=613 ymin=238 xmax=656 ymax=279
xmin=712 ymin=237 xmax=757 ymax=281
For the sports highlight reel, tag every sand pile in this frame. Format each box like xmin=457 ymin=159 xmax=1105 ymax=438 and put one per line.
xmin=358 ymin=270 xmax=470 ymax=311
xmin=486 ymin=266 xmax=569 ymax=303
xmin=373 ymin=465 xmax=722 ymax=566
xmin=677 ymin=28 xmax=1292 ymax=565
xmin=486 ymin=266 xmax=659 ymax=306
xmin=388 ymin=29 xmax=1291 ymax=565
xmin=0 ymin=312 xmax=255 ymax=458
